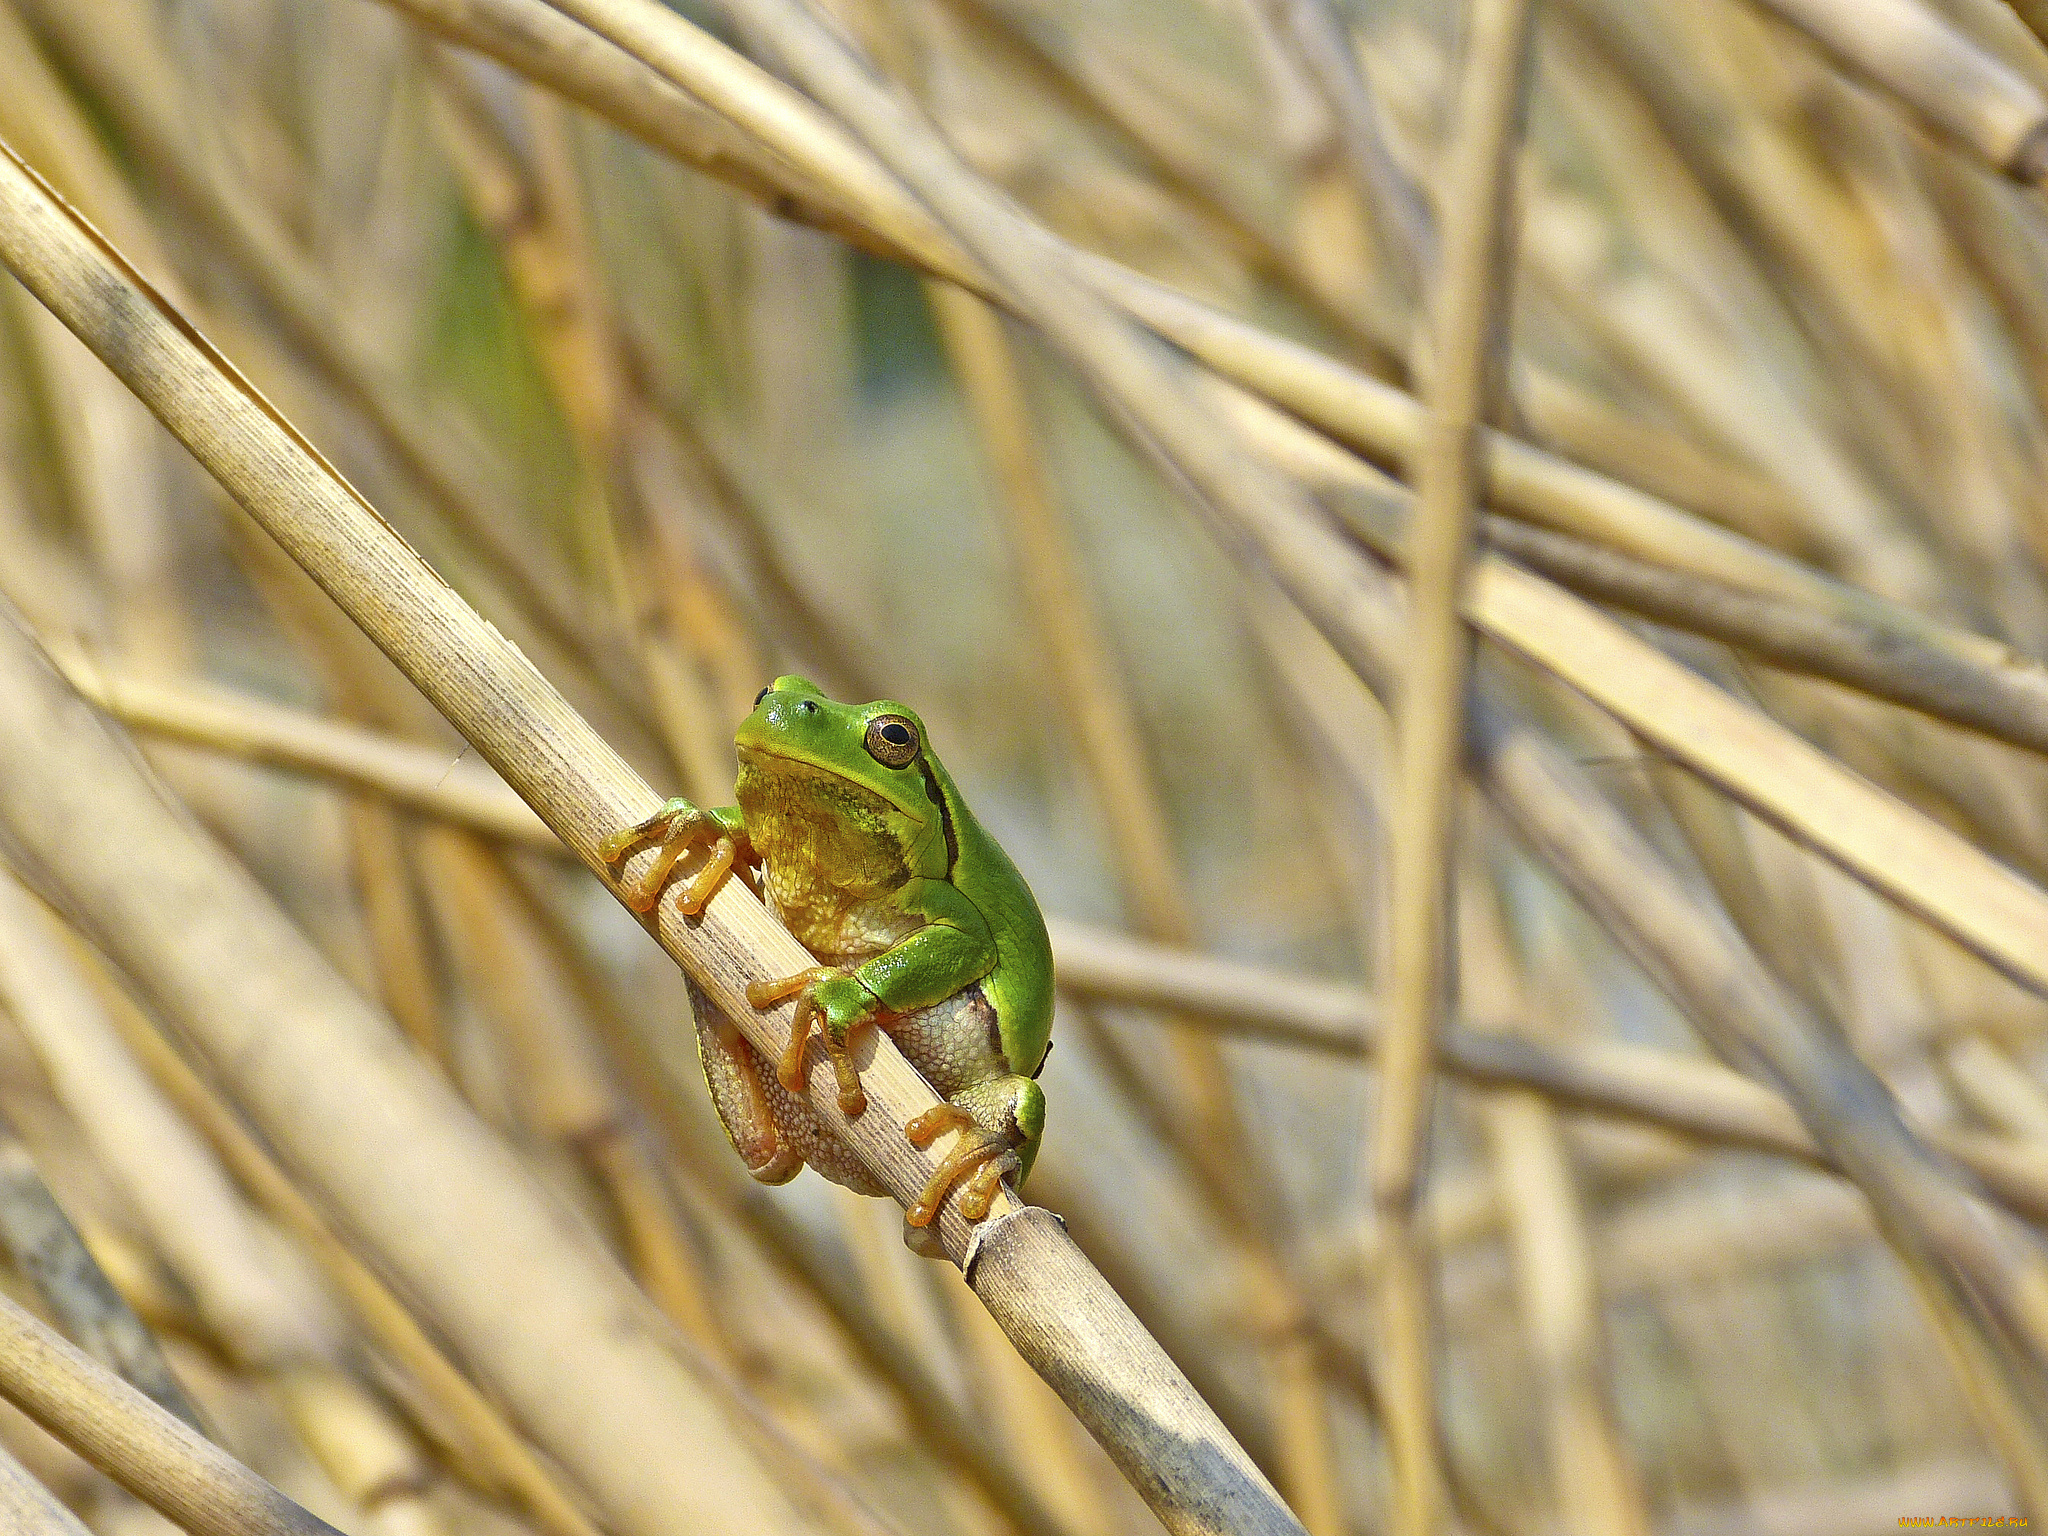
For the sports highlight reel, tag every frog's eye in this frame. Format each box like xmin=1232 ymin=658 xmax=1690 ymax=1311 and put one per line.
xmin=863 ymin=714 xmax=920 ymax=768
xmin=753 ymin=686 xmax=772 ymax=707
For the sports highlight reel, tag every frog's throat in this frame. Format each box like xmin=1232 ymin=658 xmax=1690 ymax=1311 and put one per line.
xmin=734 ymin=742 xmax=931 ymax=823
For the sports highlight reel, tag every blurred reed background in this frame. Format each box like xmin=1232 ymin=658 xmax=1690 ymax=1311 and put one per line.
xmin=0 ymin=0 xmax=2045 ymax=1533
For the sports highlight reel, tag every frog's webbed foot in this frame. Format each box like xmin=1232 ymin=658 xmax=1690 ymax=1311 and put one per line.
xmin=600 ymin=799 xmax=736 ymax=915
xmin=903 ymin=1105 xmax=1019 ymax=1228
xmin=747 ymin=967 xmax=874 ymax=1118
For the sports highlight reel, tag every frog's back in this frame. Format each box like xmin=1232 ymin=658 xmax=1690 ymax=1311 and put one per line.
xmin=925 ymin=755 xmax=1054 ymax=1074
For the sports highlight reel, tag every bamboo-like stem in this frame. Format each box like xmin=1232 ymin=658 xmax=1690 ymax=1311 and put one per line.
xmin=1046 ymin=919 xmax=2048 ymax=1216
xmin=515 ymin=855 xmax=1110 ymax=1536
xmin=1473 ymin=514 xmax=2048 ymax=759
xmin=273 ymin=1367 xmax=447 ymax=1536
xmin=582 ymin=1006 xmax=1088 ymax=1536
xmin=88 ymin=604 xmax=2048 ymax=1222
xmin=0 ymin=1289 xmax=344 ymax=1536
xmin=0 ymin=594 xmax=801 ymax=1536
xmin=0 ymin=876 xmax=475 ymax=1533
xmin=0 ymin=872 xmax=334 ymax=1377
xmin=1244 ymin=0 xmax=1432 ymax=303
xmin=0 ymin=1130 xmax=206 ymax=1436
xmin=62 ymin=663 xmax=2006 ymax=1209
xmin=1371 ymin=4 xmax=1532 ymax=1529
xmin=933 ymin=1265 xmax=1116 ymax=1536
xmin=423 ymin=50 xmax=726 ymax=795
xmin=338 ymin=798 xmax=454 ymax=1068
xmin=0 ymin=127 xmax=1290 ymax=1536
xmin=509 ymin=0 xmax=2048 ymax=1015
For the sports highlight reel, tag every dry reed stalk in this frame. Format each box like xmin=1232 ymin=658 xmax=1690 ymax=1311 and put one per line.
xmin=0 ymin=876 xmax=478 ymax=1535
xmin=528 ymin=0 xmax=2048 ymax=835
xmin=423 ymin=53 xmax=726 ymax=795
xmin=924 ymin=277 xmax=1343 ymax=1535
xmin=460 ymin=846 xmax=1226 ymax=1536
xmin=413 ymin=826 xmax=725 ymax=1348
xmin=337 ymin=799 xmax=454 ymax=1068
xmin=70 ymin=950 xmax=608 ymax=1536
xmin=0 ymin=1289 xmax=344 ymax=1536
xmin=0 ymin=129 xmax=815 ymax=1522
xmin=1459 ymin=868 xmax=1651 ymax=1536
xmin=1471 ymin=515 xmax=2048 ymax=759
xmin=1746 ymin=0 xmax=2048 ymax=183
xmin=704 ymin=1171 xmax=1087 ymax=1536
xmin=934 ymin=0 xmax=1395 ymax=362
xmin=11 ymin=0 xmax=650 ymax=731
xmin=0 ymin=1131 xmax=205 ymax=1436
xmin=396 ymin=0 xmax=2029 ymax=704
xmin=1246 ymin=0 xmax=1430 ymax=300
xmin=0 ymin=121 xmax=1298 ymax=1536
xmin=1212 ymin=377 xmax=2048 ymax=1006
xmin=1946 ymin=1035 xmax=2048 ymax=1140
xmin=1162 ymin=390 xmax=2048 ymax=1490
xmin=0 ymin=1440 xmax=92 ymax=1536
xmin=1060 ymin=908 xmax=2048 ymax=1260
xmin=1050 ymin=1001 xmax=1528 ymax=1533
xmin=0 ymin=874 xmax=336 ymax=1378
xmin=273 ymin=1367 xmax=443 ymax=1536
xmin=931 ymin=1267 xmax=1117 ymax=1536
xmin=941 ymin=0 xmax=1805 ymax=559
xmin=1371 ymin=3 xmax=1532 ymax=1528
xmin=50 ymin=655 xmax=559 ymax=851
xmin=381 ymin=0 xmax=914 ymax=258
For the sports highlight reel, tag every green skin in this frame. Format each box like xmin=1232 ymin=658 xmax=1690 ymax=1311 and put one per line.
xmin=632 ymin=676 xmax=1053 ymax=1197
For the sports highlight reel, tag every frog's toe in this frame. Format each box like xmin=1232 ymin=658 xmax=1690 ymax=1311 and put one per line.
xmin=905 ymin=1103 xmax=975 ymax=1148
xmin=960 ymin=1154 xmax=1015 ymax=1221
xmin=674 ymin=836 xmax=736 ymax=915
xmin=601 ymin=797 xmax=692 ymax=863
xmin=906 ymin=1125 xmax=1016 ymax=1229
xmin=747 ymin=964 xmax=842 ymax=1010
xmin=604 ymin=800 xmax=729 ymax=912
xmin=821 ymin=1018 xmax=873 ymax=1118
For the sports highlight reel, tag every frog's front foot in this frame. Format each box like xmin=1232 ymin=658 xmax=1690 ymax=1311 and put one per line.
xmin=903 ymin=1105 xmax=1018 ymax=1228
xmin=747 ymin=967 xmax=876 ymax=1118
xmin=600 ymin=798 xmax=736 ymax=915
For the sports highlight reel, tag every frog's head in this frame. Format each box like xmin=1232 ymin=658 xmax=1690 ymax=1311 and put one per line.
xmin=736 ymin=677 xmax=948 ymax=869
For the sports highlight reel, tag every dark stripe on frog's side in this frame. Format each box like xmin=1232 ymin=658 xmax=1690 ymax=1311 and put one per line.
xmin=981 ymin=982 xmax=1007 ymax=1067
xmin=916 ymin=756 xmax=960 ymax=876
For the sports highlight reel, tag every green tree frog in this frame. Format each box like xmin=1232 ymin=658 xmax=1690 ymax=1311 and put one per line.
xmin=601 ymin=676 xmax=1053 ymax=1237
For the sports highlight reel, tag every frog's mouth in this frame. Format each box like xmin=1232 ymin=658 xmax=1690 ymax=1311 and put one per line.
xmin=734 ymin=742 xmax=931 ymax=823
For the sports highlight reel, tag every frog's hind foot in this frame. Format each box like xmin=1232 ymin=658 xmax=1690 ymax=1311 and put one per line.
xmin=695 ymin=1011 xmax=803 ymax=1185
xmin=904 ymin=1113 xmax=1019 ymax=1229
xmin=601 ymin=799 xmax=735 ymax=915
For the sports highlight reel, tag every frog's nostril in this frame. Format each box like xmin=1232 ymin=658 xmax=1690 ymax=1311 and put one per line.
xmin=799 ymin=700 xmax=818 ymax=715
